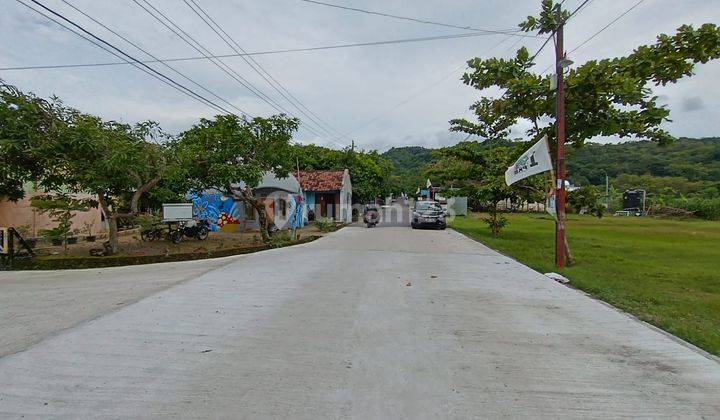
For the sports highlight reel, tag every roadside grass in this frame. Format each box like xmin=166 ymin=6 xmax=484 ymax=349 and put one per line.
xmin=450 ymin=213 xmax=720 ymax=356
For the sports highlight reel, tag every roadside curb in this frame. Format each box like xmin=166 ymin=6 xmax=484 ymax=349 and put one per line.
xmin=10 ymin=235 xmax=322 ymax=271
xmin=450 ymin=227 xmax=720 ymax=365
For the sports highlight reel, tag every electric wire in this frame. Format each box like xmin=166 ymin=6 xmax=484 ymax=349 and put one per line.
xmin=183 ymin=0 xmax=346 ymax=146
xmin=539 ymin=0 xmax=645 ymax=74
xmin=335 ymin=33 xmax=531 ymax=141
xmin=59 ymin=0 xmax=251 ymax=117
xmin=529 ymin=0 xmax=594 ymax=64
xmin=130 ymin=0 xmax=330 ymax=140
xmin=0 ymin=32 xmax=506 ymax=73
xmin=298 ymin=0 xmax=538 ymax=38
xmin=569 ymin=0 xmax=645 ymax=55
xmin=15 ymin=0 xmax=234 ymax=115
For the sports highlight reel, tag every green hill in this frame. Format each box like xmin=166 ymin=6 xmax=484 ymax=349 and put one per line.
xmin=566 ymin=137 xmax=720 ymax=186
xmin=382 ymin=138 xmax=720 ymax=210
xmin=382 ymin=146 xmax=435 ymax=193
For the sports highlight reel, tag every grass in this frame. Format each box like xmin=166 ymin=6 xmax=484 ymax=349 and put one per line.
xmin=450 ymin=213 xmax=720 ymax=356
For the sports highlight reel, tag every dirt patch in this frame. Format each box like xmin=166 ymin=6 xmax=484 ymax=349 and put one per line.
xmin=13 ymin=226 xmax=335 ymax=270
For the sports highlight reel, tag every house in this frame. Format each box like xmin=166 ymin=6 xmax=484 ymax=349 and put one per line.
xmin=0 ymin=184 xmax=106 ymax=238
xmin=297 ymin=169 xmax=352 ymax=223
xmin=189 ymin=172 xmax=302 ymax=232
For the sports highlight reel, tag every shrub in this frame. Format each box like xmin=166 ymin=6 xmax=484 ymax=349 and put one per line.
xmin=567 ymin=185 xmax=601 ymax=215
xmin=136 ymin=212 xmax=161 ymax=230
xmin=314 ymin=218 xmax=334 ymax=232
xmin=682 ymin=197 xmax=720 ymax=220
xmin=267 ymin=230 xmax=293 ymax=247
xmin=482 ymin=210 xmax=508 ymax=236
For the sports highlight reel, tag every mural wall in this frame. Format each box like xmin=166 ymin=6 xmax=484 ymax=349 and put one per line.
xmin=188 ymin=192 xmax=242 ymax=232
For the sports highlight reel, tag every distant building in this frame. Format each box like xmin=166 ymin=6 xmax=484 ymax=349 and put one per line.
xmin=296 ymin=169 xmax=352 ymax=223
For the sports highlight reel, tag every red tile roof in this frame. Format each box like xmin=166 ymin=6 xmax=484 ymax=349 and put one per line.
xmin=296 ymin=170 xmax=345 ymax=192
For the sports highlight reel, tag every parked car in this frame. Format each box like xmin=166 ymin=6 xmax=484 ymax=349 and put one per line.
xmin=411 ymin=200 xmax=446 ymax=230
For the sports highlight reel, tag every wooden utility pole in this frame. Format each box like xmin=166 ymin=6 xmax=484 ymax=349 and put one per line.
xmin=554 ymin=6 xmax=567 ymax=268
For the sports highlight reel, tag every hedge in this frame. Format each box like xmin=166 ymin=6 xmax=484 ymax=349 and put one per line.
xmin=8 ymin=235 xmax=320 ymax=270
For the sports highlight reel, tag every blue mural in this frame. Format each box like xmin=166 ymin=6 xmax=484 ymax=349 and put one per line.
xmin=288 ymin=195 xmax=305 ymax=229
xmin=187 ymin=192 xmax=242 ymax=232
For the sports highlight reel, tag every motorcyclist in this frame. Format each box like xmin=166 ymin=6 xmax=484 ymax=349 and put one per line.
xmin=363 ymin=203 xmax=380 ymax=228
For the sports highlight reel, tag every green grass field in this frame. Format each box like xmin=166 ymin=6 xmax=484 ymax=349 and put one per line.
xmin=450 ymin=213 xmax=720 ymax=356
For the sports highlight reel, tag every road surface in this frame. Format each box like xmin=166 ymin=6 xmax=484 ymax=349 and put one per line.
xmin=353 ymin=201 xmax=411 ymax=227
xmin=1 ymin=227 xmax=718 ymax=418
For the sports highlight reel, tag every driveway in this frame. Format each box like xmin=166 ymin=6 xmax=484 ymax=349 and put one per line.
xmin=1 ymin=227 xmax=718 ymax=418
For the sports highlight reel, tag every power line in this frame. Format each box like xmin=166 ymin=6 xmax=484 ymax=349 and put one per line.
xmin=15 ymin=0 xmax=234 ymax=116
xmin=59 ymin=0 xmax=251 ymax=118
xmin=130 ymin=0 xmax=332 ymax=141
xmin=567 ymin=0 xmax=595 ymax=21
xmin=188 ymin=0 xmax=345 ymax=142
xmin=569 ymin=0 xmax=645 ymax=55
xmin=298 ymin=0 xmax=538 ymax=38
xmin=539 ymin=0 xmax=644 ymax=74
xmin=182 ymin=0 xmax=346 ymax=146
xmin=336 ymin=33 xmax=531 ymax=141
xmin=0 ymin=32 xmax=504 ymax=71
xmin=529 ymin=0 xmax=594 ymax=63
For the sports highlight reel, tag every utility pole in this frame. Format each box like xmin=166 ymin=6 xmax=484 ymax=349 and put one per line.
xmin=554 ymin=5 xmax=567 ymax=268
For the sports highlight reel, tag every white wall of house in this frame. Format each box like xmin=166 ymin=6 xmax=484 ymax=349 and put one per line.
xmin=340 ymin=169 xmax=352 ymax=223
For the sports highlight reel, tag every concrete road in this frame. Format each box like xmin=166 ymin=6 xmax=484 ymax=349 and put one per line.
xmin=1 ymin=228 xmax=719 ymax=419
xmin=0 ymin=256 xmax=242 ymax=358
xmin=354 ymin=201 xmax=411 ymax=227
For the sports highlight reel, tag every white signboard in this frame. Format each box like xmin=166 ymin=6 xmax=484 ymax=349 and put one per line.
xmin=162 ymin=203 xmax=194 ymax=222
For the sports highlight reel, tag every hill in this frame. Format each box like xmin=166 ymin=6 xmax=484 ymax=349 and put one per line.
xmin=566 ymin=137 xmax=720 ymax=186
xmin=382 ymin=146 xmax=435 ymax=171
xmin=382 ymin=146 xmax=435 ymax=193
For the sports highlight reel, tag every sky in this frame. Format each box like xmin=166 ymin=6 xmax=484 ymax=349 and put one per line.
xmin=2 ymin=0 xmax=719 ymax=152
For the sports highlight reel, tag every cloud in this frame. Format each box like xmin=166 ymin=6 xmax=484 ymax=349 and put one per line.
xmin=681 ymin=96 xmax=705 ymax=112
xmin=1 ymin=0 xmax=718 ymax=148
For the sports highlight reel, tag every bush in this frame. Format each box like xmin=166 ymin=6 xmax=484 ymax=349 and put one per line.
xmin=482 ymin=210 xmax=508 ymax=236
xmin=313 ymin=218 xmax=335 ymax=232
xmin=680 ymin=197 xmax=720 ymax=220
xmin=136 ymin=212 xmax=161 ymax=230
xmin=267 ymin=230 xmax=293 ymax=247
xmin=567 ymin=185 xmax=600 ymax=214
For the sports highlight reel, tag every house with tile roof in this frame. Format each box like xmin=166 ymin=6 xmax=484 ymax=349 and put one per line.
xmin=296 ymin=169 xmax=352 ymax=223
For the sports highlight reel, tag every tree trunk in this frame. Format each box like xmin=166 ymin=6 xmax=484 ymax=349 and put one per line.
xmin=254 ymin=201 xmax=271 ymax=243
xmin=230 ymin=185 xmax=272 ymax=243
xmin=107 ymin=216 xmax=119 ymax=255
xmin=130 ymin=174 xmax=162 ymax=214
xmin=97 ymin=193 xmax=119 ymax=255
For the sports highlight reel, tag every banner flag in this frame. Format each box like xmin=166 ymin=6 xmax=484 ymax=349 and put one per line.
xmin=505 ymin=136 xmax=553 ymax=186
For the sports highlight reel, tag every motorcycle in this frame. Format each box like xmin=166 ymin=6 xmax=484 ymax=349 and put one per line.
xmin=171 ymin=219 xmax=210 ymax=244
xmin=363 ymin=204 xmax=380 ymax=228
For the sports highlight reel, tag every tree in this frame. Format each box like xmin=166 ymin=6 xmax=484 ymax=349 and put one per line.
xmin=292 ymin=143 xmax=394 ymax=202
xmin=1 ymin=83 xmax=170 ymax=254
xmin=451 ymin=1 xmax=720 ymax=148
xmin=30 ymin=192 xmax=96 ymax=255
xmin=0 ymin=84 xmax=64 ymax=200
xmin=567 ymin=185 xmax=602 ymax=217
xmin=173 ymin=114 xmax=299 ymax=243
xmin=426 ymin=141 xmax=545 ymax=234
xmin=55 ymin=114 xmax=169 ymax=254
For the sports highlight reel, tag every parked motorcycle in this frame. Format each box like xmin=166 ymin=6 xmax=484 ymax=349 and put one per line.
xmin=171 ymin=219 xmax=210 ymax=244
